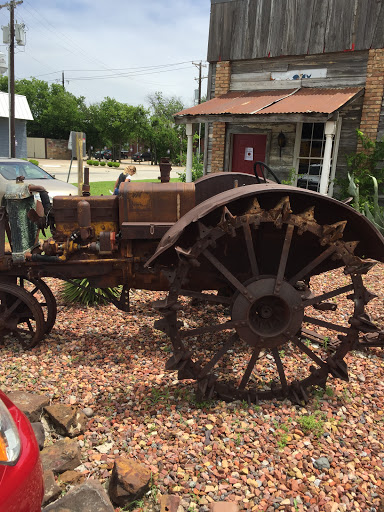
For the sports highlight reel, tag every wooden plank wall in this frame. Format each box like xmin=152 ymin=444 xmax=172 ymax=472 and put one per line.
xmin=208 ymin=0 xmax=384 ymax=62
xmin=230 ymin=51 xmax=368 ymax=91
xmin=336 ymin=96 xmax=364 ymax=180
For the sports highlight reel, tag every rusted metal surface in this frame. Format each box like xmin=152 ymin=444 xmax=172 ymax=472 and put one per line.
xmin=174 ymin=88 xmax=363 ymax=117
xmin=153 ymin=194 xmax=381 ymax=403
xmin=146 ymin=184 xmax=384 ymax=268
xmin=0 ymin=172 xmax=383 ymax=404
xmin=194 ymin=172 xmax=260 ymax=204
xmin=158 ymin=158 xmax=172 ymax=183
xmin=119 ymin=182 xmax=195 ymax=224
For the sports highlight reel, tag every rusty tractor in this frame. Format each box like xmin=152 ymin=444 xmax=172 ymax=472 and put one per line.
xmin=0 ymin=166 xmax=383 ymax=404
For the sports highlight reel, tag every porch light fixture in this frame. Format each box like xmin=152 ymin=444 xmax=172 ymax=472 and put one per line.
xmin=277 ymin=131 xmax=286 ymax=157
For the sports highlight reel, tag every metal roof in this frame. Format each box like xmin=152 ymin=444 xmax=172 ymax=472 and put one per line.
xmin=175 ymin=87 xmax=363 ymax=117
xmin=0 ymin=91 xmax=33 ymax=120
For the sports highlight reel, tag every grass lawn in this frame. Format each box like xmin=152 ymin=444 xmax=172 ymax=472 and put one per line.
xmin=72 ymin=179 xmax=180 ymax=196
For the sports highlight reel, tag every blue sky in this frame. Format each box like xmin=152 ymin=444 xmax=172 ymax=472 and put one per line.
xmin=0 ymin=0 xmax=210 ymax=108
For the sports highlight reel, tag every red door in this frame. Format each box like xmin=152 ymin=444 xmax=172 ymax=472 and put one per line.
xmin=231 ymin=134 xmax=267 ymax=175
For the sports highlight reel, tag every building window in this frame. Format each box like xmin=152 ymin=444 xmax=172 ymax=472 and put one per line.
xmin=296 ymin=123 xmax=328 ymax=192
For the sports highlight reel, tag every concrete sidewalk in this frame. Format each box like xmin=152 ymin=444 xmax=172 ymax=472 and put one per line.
xmin=38 ymin=158 xmax=184 ymax=183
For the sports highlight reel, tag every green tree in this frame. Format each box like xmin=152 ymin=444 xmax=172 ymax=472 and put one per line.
xmin=96 ymin=97 xmax=148 ymax=160
xmin=0 ymin=77 xmax=86 ymax=138
xmin=144 ymin=91 xmax=185 ymax=164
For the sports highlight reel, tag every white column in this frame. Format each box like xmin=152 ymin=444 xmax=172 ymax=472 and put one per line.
xmin=319 ymin=121 xmax=336 ymax=195
xmin=185 ymin=123 xmax=193 ymax=183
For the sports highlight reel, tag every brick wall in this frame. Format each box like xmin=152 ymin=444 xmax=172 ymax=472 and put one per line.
xmin=46 ymin=139 xmax=71 ymax=159
xmin=211 ymin=61 xmax=231 ymax=172
xmin=211 ymin=122 xmax=226 ymax=173
xmin=214 ymin=61 xmax=231 ymax=97
xmin=359 ymin=48 xmax=384 ymax=141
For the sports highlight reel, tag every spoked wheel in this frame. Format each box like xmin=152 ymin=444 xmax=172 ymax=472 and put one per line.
xmin=0 ymin=283 xmax=45 ymax=348
xmin=16 ymin=278 xmax=57 ymax=334
xmin=155 ymin=195 xmax=379 ymax=404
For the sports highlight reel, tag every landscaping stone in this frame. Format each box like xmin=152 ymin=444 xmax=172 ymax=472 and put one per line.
xmin=59 ymin=470 xmax=85 ymax=485
xmin=31 ymin=421 xmax=45 ymax=450
xmin=41 ymin=438 xmax=81 ymax=473
xmin=108 ymin=456 xmax=151 ymax=506
xmin=210 ymin=504 xmax=238 ymax=512
xmin=42 ymin=470 xmax=62 ymax=506
xmin=7 ymin=391 xmax=49 ymax=422
xmin=313 ymin=456 xmax=331 ymax=470
xmin=160 ymin=495 xmax=181 ymax=512
xmin=44 ymin=404 xmax=87 ymax=438
xmin=82 ymin=407 xmax=94 ymax=418
xmin=42 ymin=479 xmax=114 ymax=512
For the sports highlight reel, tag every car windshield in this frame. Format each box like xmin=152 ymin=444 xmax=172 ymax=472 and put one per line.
xmin=0 ymin=162 xmax=53 ymax=180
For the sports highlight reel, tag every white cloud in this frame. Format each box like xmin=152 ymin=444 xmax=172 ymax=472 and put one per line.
xmin=0 ymin=0 xmax=210 ymax=108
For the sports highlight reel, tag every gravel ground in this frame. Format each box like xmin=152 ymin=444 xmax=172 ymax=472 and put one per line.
xmin=1 ymin=265 xmax=384 ymax=512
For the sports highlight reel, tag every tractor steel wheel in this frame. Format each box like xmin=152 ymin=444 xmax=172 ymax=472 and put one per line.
xmin=155 ymin=196 xmax=379 ymax=404
xmin=0 ymin=283 xmax=45 ymax=348
xmin=16 ymin=278 xmax=57 ymax=334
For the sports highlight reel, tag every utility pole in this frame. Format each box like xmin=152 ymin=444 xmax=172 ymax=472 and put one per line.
xmin=0 ymin=0 xmax=23 ymax=158
xmin=192 ymin=61 xmax=207 ymax=104
xmin=62 ymin=71 xmax=65 ymax=89
xmin=192 ymin=61 xmax=207 ymax=160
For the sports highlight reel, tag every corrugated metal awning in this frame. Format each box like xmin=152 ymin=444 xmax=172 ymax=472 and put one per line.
xmin=0 ymin=91 xmax=33 ymax=120
xmin=175 ymin=87 xmax=363 ymax=119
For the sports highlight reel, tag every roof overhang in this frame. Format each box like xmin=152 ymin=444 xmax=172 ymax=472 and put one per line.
xmin=174 ymin=87 xmax=364 ymax=125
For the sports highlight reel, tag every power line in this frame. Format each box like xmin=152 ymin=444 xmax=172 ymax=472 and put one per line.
xmin=63 ymin=65 xmax=193 ymax=82
xmin=31 ymin=61 xmax=196 ymax=78
xmin=21 ymin=0 xmax=149 ymax=80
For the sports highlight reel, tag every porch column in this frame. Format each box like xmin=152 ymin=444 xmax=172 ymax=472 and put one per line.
xmin=319 ymin=121 xmax=336 ymax=195
xmin=186 ymin=123 xmax=193 ymax=183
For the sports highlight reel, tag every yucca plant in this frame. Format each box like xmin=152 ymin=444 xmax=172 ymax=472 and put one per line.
xmin=60 ymin=279 xmax=122 ymax=306
xmin=348 ymin=173 xmax=384 ymax=234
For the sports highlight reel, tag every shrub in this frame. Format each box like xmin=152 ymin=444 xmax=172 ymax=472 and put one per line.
xmin=178 ymin=153 xmax=203 ymax=182
xmin=112 ymin=162 xmax=120 ymax=168
xmin=340 ymin=130 xmax=384 ymax=204
xmin=29 ymin=159 xmax=39 ymax=166
xmin=100 ymin=161 xmax=106 ymax=166
xmin=348 ymin=174 xmax=384 ymax=234
xmin=93 ymin=160 xmax=99 ymax=166
xmin=107 ymin=162 xmax=113 ymax=167
xmin=297 ymin=412 xmax=325 ymax=438
xmin=86 ymin=159 xmax=93 ymax=165
xmin=60 ymin=279 xmax=121 ymax=306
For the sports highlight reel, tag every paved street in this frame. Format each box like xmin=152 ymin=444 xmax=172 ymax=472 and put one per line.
xmin=38 ymin=158 xmax=184 ymax=183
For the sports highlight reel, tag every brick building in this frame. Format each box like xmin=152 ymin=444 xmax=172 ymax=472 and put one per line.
xmin=176 ymin=0 xmax=384 ymax=196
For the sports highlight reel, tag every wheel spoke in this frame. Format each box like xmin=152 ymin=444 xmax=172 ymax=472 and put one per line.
xmin=303 ymin=315 xmax=350 ymax=334
xmin=302 ymin=283 xmax=354 ymax=307
xmin=239 ymin=347 xmax=260 ymax=390
xmin=271 ymin=347 xmax=288 ymax=392
xmin=3 ymin=298 xmax=23 ymax=319
xmin=274 ymin=224 xmax=294 ymax=294
xmin=203 ymin=249 xmax=255 ymax=302
xmin=291 ymin=335 xmax=328 ymax=368
xmin=180 ymin=320 xmax=240 ymax=339
xmin=289 ymin=245 xmax=336 ymax=285
xmin=242 ymin=222 xmax=258 ymax=278
xmin=198 ymin=334 xmax=237 ymax=378
xmin=26 ymin=319 xmax=33 ymax=332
